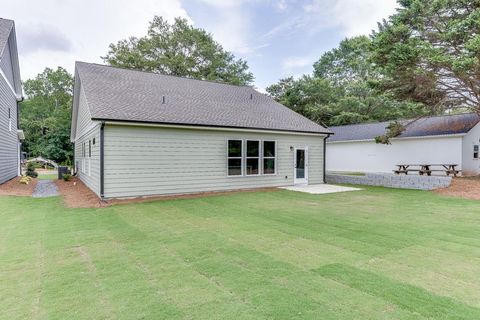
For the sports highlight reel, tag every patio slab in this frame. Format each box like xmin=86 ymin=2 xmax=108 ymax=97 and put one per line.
xmin=280 ymin=184 xmax=362 ymax=194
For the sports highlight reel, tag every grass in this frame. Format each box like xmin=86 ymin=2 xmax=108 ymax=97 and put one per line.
xmin=1 ymin=187 xmax=480 ymax=319
xmin=36 ymin=174 xmax=57 ymax=180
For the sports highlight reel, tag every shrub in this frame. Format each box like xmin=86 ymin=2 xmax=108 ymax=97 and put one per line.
xmin=26 ymin=163 xmax=38 ymax=178
xmin=19 ymin=176 xmax=32 ymax=184
xmin=62 ymin=173 xmax=72 ymax=181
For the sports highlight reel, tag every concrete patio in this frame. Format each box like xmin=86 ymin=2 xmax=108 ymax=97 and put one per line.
xmin=280 ymin=184 xmax=362 ymax=194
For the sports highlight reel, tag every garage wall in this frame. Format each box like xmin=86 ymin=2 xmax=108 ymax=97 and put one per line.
xmin=462 ymin=123 xmax=480 ymax=175
xmin=326 ymin=136 xmax=463 ymax=173
xmin=103 ymin=124 xmax=326 ymax=198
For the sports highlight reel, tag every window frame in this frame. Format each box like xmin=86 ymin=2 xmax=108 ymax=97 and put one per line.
xmin=474 ymin=145 xmax=479 ymax=159
xmin=227 ymin=139 xmax=244 ymax=177
xmin=262 ymin=140 xmax=277 ymax=175
xmin=245 ymin=140 xmax=261 ymax=176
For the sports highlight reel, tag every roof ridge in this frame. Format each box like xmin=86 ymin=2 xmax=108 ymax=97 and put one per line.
xmin=75 ymin=61 xmax=257 ymax=90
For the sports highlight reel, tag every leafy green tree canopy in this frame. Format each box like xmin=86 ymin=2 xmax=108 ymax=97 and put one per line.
xmin=372 ymin=0 xmax=480 ymax=112
xmin=267 ymin=36 xmax=427 ymax=127
xmin=20 ymin=67 xmax=74 ymax=164
xmin=103 ymin=16 xmax=254 ymax=85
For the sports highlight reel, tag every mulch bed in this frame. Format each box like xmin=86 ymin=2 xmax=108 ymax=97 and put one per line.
xmin=55 ymin=177 xmax=107 ymax=208
xmin=434 ymin=176 xmax=480 ymax=200
xmin=56 ymin=177 xmax=279 ymax=208
xmin=0 ymin=177 xmax=38 ymax=196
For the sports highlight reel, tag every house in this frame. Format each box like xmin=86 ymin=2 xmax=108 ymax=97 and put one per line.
xmin=0 ymin=18 xmax=23 ymax=184
xmin=327 ymin=113 xmax=480 ymax=175
xmin=71 ymin=62 xmax=331 ymax=199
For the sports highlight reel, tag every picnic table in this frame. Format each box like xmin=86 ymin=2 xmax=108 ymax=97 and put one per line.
xmin=394 ymin=164 xmax=460 ymax=177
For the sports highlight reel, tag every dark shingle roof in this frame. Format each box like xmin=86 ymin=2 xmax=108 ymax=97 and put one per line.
xmin=328 ymin=113 xmax=480 ymax=142
xmin=0 ymin=18 xmax=13 ymax=56
xmin=75 ymin=62 xmax=331 ymax=134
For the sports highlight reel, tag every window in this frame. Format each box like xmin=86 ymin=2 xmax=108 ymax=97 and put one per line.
xmin=246 ymin=140 xmax=260 ymax=175
xmin=263 ymin=141 xmax=276 ymax=174
xmin=89 ymin=140 xmax=92 ymax=158
xmin=88 ymin=140 xmax=92 ymax=176
xmin=474 ymin=145 xmax=479 ymax=159
xmin=227 ymin=140 xmax=242 ymax=176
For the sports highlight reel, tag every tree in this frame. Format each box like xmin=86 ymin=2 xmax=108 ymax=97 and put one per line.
xmin=20 ymin=67 xmax=73 ymax=164
xmin=372 ymin=0 xmax=480 ymax=112
xmin=103 ymin=16 xmax=254 ymax=85
xmin=266 ymin=36 xmax=427 ymax=127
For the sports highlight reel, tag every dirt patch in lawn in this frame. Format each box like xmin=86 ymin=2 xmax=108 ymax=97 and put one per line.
xmin=0 ymin=177 xmax=37 ymax=196
xmin=56 ymin=177 xmax=279 ymax=208
xmin=55 ymin=178 xmax=107 ymax=208
xmin=434 ymin=176 xmax=480 ymax=200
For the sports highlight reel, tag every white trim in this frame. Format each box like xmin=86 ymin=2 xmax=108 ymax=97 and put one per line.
xmin=0 ymin=68 xmax=20 ymax=98
xmin=294 ymin=147 xmax=308 ymax=185
xmin=262 ymin=140 xmax=277 ymax=175
xmin=327 ymin=133 xmax=467 ymax=144
xmin=227 ymin=139 xmax=244 ymax=177
xmin=104 ymin=121 xmax=330 ymax=137
xmin=245 ymin=140 xmax=261 ymax=176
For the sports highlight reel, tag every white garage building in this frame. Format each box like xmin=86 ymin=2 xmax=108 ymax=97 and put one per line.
xmin=327 ymin=113 xmax=480 ymax=176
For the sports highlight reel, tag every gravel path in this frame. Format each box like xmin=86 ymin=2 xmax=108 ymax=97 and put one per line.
xmin=32 ymin=180 xmax=59 ymax=198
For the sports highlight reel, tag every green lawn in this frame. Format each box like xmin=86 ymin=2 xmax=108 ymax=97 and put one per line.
xmin=36 ymin=174 xmax=58 ymax=180
xmin=1 ymin=187 xmax=480 ymax=319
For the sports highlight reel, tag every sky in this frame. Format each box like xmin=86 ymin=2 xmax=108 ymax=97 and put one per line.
xmin=0 ymin=0 xmax=398 ymax=91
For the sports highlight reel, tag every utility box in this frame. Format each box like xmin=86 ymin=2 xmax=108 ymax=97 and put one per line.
xmin=58 ymin=166 xmax=69 ymax=180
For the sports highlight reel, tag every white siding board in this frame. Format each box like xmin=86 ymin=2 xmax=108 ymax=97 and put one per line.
xmin=103 ymin=125 xmax=325 ymax=198
xmin=326 ymin=136 xmax=463 ymax=173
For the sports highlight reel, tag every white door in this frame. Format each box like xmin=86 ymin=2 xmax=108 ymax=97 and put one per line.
xmin=294 ymin=147 xmax=308 ymax=184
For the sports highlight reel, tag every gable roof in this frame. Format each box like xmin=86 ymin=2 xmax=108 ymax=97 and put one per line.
xmin=0 ymin=18 xmax=13 ymax=56
xmin=328 ymin=113 xmax=480 ymax=142
xmin=0 ymin=18 xmax=21 ymax=96
xmin=74 ymin=62 xmax=331 ymax=135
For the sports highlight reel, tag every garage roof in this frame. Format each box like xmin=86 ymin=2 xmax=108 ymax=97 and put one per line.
xmin=328 ymin=113 xmax=480 ymax=142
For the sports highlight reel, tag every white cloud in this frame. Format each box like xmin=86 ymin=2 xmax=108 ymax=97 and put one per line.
xmin=303 ymin=0 xmax=398 ymax=36
xmin=282 ymin=56 xmax=314 ymax=69
xmin=0 ymin=0 xmax=190 ymax=80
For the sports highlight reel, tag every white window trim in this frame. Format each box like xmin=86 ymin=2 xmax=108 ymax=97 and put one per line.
xmin=227 ymin=139 xmax=244 ymax=177
xmin=262 ymin=140 xmax=277 ymax=175
xmin=245 ymin=140 xmax=261 ymax=176
xmin=474 ymin=145 xmax=479 ymax=160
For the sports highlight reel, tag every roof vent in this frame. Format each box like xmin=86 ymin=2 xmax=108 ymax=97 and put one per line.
xmin=162 ymin=95 xmax=166 ymax=104
xmin=250 ymin=93 xmax=253 ymax=100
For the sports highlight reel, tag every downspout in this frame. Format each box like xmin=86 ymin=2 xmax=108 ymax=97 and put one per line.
xmin=323 ymin=134 xmax=331 ymax=183
xmin=100 ymin=122 xmax=105 ymax=199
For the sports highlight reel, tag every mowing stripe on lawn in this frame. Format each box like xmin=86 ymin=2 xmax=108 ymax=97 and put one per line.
xmin=314 ymin=263 xmax=480 ymax=319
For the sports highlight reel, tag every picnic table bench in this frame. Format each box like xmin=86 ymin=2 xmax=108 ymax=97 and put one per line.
xmin=394 ymin=164 xmax=460 ymax=177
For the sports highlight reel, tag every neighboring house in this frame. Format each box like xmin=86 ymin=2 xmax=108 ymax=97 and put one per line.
xmin=71 ymin=62 xmax=331 ymax=199
xmin=0 ymin=18 xmax=23 ymax=184
xmin=327 ymin=113 xmax=480 ymax=175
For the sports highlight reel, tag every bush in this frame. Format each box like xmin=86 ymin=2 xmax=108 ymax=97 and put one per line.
xmin=19 ymin=176 xmax=32 ymax=184
xmin=62 ymin=173 xmax=72 ymax=181
xmin=26 ymin=163 xmax=38 ymax=178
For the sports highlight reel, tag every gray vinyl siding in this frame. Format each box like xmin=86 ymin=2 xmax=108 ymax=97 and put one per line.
xmin=103 ymin=124 xmax=326 ymax=198
xmin=74 ymin=125 xmax=101 ymax=196
xmin=0 ymin=40 xmax=14 ymax=88
xmin=0 ymin=69 xmax=18 ymax=184
xmin=76 ymin=84 xmax=96 ymax=138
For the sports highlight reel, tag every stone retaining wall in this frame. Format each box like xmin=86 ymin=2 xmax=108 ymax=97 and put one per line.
xmin=326 ymin=173 xmax=452 ymax=190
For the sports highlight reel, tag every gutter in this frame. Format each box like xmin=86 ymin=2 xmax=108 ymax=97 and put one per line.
xmin=94 ymin=118 xmax=333 ymax=136
xmin=100 ymin=122 xmax=105 ymax=199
